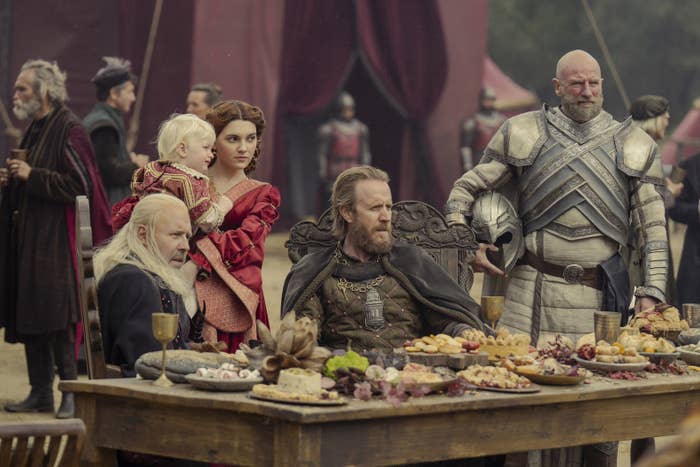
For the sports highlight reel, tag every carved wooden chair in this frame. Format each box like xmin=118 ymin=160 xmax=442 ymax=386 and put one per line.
xmin=286 ymin=201 xmax=478 ymax=291
xmin=0 ymin=419 xmax=85 ymax=466
xmin=75 ymin=196 xmax=122 ymax=379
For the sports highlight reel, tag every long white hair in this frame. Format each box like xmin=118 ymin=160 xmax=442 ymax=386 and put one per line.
xmin=21 ymin=59 xmax=68 ymax=106
xmin=94 ymin=194 xmax=190 ymax=298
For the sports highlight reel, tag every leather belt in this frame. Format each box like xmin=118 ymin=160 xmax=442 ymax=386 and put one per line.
xmin=517 ymin=251 xmax=602 ymax=290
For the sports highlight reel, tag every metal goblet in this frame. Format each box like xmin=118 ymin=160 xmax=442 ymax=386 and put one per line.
xmin=10 ymin=149 xmax=27 ymax=161
xmin=683 ymin=303 xmax=700 ymax=328
xmin=151 ymin=312 xmax=179 ymax=387
xmin=481 ymin=296 xmax=505 ymax=330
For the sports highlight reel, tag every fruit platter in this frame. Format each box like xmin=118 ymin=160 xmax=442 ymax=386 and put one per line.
xmin=628 ymin=304 xmax=688 ymax=342
xmin=401 ymin=333 xmax=488 ymax=369
xmin=574 ymin=340 xmax=649 ymax=372
xmin=677 ymin=343 xmax=700 ymax=365
xmin=460 ymin=328 xmax=531 ymax=361
xmin=185 ymin=363 xmax=263 ymax=391
xmin=456 ymin=364 xmax=540 ymax=393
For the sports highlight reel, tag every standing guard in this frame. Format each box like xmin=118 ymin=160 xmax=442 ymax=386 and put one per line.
xmin=460 ymin=87 xmax=506 ymax=171
xmin=317 ymin=91 xmax=371 ymax=211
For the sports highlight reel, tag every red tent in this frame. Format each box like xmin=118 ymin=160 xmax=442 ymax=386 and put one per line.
xmin=482 ymin=56 xmax=539 ymax=113
xmin=661 ymin=98 xmax=700 ymax=165
xmin=1 ymin=0 xmax=489 ymax=221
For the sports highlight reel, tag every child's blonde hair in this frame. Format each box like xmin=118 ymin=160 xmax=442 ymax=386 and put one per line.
xmin=156 ymin=113 xmax=215 ymax=162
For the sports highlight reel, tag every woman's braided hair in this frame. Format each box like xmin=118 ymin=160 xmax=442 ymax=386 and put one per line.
xmin=205 ymin=100 xmax=265 ymax=174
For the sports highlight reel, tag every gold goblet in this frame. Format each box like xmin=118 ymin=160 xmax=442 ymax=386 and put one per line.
xmin=151 ymin=312 xmax=179 ymax=387
xmin=481 ymin=296 xmax=505 ymax=330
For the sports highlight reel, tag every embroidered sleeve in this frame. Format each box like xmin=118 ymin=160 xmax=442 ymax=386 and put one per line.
xmin=199 ymin=185 xmax=281 ymax=270
xmin=157 ymin=169 xmax=217 ymax=230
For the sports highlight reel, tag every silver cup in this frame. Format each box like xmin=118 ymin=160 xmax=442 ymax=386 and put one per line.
xmin=683 ymin=304 xmax=700 ymax=328
xmin=594 ymin=311 xmax=621 ymax=344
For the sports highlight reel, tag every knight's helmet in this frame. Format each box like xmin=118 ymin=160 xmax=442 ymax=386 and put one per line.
xmin=471 ymin=191 xmax=524 ymax=273
xmin=336 ymin=91 xmax=355 ymax=114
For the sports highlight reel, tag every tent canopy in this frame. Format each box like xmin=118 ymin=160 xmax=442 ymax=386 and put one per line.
xmin=2 ymin=0 xmax=489 ymax=222
xmin=661 ymin=98 xmax=700 ymax=165
xmin=482 ymin=56 xmax=539 ymax=112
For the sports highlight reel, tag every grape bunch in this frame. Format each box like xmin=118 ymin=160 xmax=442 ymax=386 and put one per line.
xmin=332 ymin=367 xmax=379 ymax=395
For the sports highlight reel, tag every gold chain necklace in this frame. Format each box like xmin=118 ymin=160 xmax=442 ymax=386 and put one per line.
xmin=337 ymin=275 xmax=385 ymax=293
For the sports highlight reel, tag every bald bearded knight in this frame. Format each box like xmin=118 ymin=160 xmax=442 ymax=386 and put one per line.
xmin=446 ymin=50 xmax=668 ymax=348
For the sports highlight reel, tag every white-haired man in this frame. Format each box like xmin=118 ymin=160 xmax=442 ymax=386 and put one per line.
xmin=83 ymin=56 xmax=149 ymax=205
xmin=0 ymin=59 xmax=111 ymax=419
xmin=94 ymin=194 xmax=196 ymax=376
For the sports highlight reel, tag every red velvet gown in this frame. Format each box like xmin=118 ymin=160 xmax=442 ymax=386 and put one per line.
xmin=190 ymin=179 xmax=280 ymax=352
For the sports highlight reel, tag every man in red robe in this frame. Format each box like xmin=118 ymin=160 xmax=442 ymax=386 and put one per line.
xmin=0 ymin=59 xmax=111 ymax=419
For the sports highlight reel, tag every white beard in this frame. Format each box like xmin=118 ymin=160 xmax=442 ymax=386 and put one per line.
xmin=13 ymin=97 xmax=41 ymax=121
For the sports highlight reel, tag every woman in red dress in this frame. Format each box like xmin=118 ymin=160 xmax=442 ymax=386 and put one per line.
xmin=189 ymin=100 xmax=280 ymax=352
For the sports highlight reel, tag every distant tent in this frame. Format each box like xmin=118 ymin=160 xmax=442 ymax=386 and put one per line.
xmin=482 ymin=57 xmax=539 ymax=113
xmin=1 ymin=0 xmax=490 ymax=222
xmin=661 ymin=98 xmax=700 ymax=165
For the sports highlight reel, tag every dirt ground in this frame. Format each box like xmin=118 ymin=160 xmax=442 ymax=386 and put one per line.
xmin=0 ymin=227 xmax=687 ymax=464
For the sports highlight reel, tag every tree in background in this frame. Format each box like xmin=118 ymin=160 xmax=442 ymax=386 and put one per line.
xmin=488 ymin=0 xmax=700 ymax=126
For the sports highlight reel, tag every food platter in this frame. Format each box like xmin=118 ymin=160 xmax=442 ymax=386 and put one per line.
xmin=248 ymin=393 xmax=348 ymax=406
xmin=462 ymin=382 xmax=541 ymax=394
xmin=514 ymin=368 xmax=585 ymax=386
xmin=572 ymin=356 xmax=648 ymax=373
xmin=649 ymin=330 xmax=682 ymax=344
xmin=419 ymin=378 xmax=457 ymax=392
xmin=678 ymin=348 xmax=700 ymax=366
xmin=639 ymin=352 xmax=680 ymax=364
xmin=403 ymin=350 xmax=488 ymax=369
xmin=185 ymin=374 xmax=262 ymax=392
xmin=678 ymin=329 xmax=700 ymax=345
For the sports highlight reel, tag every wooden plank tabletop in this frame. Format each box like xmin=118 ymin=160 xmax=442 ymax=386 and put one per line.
xmin=60 ymin=372 xmax=700 ymax=424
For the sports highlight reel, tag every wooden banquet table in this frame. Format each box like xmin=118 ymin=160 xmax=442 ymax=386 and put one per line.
xmin=60 ymin=373 xmax=700 ymax=466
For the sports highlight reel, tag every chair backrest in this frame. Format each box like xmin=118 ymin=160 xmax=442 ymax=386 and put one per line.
xmin=285 ymin=200 xmax=478 ymax=291
xmin=75 ymin=196 xmax=121 ymax=379
xmin=0 ymin=419 xmax=86 ymax=467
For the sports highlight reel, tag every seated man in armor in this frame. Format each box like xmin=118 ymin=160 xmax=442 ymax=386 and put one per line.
xmin=94 ymin=194 xmax=197 ymax=376
xmin=282 ymin=166 xmax=484 ymax=352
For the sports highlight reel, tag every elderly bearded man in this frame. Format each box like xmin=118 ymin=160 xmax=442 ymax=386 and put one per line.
xmin=0 ymin=59 xmax=111 ymax=419
xmin=282 ymin=166 xmax=484 ymax=352
xmin=446 ymin=49 xmax=669 ymax=467
xmin=94 ymin=194 xmax=196 ymax=376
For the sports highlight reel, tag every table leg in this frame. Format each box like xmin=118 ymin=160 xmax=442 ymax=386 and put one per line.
xmin=74 ymin=393 xmax=117 ymax=467
xmin=273 ymin=422 xmax=321 ymax=466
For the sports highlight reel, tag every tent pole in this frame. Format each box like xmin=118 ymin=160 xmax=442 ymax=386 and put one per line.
xmin=126 ymin=0 xmax=164 ymax=152
xmin=581 ymin=0 xmax=630 ymax=110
